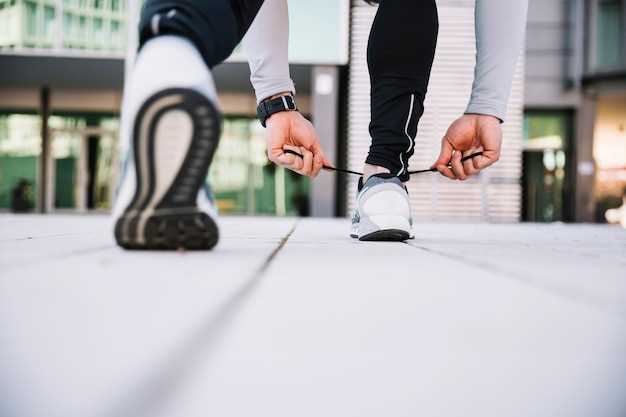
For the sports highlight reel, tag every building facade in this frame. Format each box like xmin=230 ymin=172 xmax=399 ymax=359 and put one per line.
xmin=525 ymin=0 xmax=626 ymax=223
xmin=1 ymin=0 xmax=624 ymax=222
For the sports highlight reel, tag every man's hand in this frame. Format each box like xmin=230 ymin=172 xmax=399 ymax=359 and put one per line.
xmin=266 ymin=111 xmax=329 ymax=177
xmin=433 ymin=114 xmax=502 ymax=180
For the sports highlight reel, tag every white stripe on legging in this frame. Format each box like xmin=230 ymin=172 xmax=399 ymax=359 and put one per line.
xmin=398 ymin=94 xmax=415 ymax=176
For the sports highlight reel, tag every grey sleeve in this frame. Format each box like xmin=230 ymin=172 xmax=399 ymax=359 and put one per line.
xmin=242 ymin=0 xmax=295 ymax=103
xmin=465 ymin=0 xmax=529 ymax=122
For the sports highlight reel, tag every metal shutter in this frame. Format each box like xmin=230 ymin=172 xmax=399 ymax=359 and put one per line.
xmin=347 ymin=1 xmax=524 ymax=222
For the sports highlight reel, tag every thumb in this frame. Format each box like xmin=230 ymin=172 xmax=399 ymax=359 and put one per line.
xmin=433 ymin=137 xmax=454 ymax=167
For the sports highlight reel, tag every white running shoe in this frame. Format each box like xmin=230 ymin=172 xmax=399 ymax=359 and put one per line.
xmin=350 ymin=174 xmax=413 ymax=241
xmin=112 ymin=36 xmax=221 ymax=250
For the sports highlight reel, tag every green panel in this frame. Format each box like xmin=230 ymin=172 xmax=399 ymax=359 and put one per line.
xmin=25 ymin=1 xmax=37 ymax=38
xmin=0 ymin=155 xmax=38 ymax=209
xmin=523 ymin=112 xmax=568 ymax=150
xmin=54 ymin=157 xmax=75 ymax=208
xmin=209 ymin=117 xmax=311 ymax=216
xmin=283 ymin=169 xmax=309 ymax=216
xmin=253 ymin=165 xmax=276 ymax=214
xmin=596 ymin=0 xmax=625 ymax=70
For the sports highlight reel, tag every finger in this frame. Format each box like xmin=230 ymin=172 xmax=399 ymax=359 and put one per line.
xmin=271 ymin=151 xmax=296 ymax=167
xmin=433 ymin=137 xmax=454 ymax=168
xmin=278 ymin=144 xmax=304 ymax=171
xmin=450 ymin=150 xmax=467 ymax=180
xmin=311 ymin=152 xmax=324 ymax=177
xmin=474 ymin=149 xmax=500 ymax=170
xmin=471 ymin=146 xmax=484 ymax=171
xmin=474 ymin=123 xmax=501 ymax=170
xmin=462 ymin=149 xmax=480 ymax=176
xmin=437 ymin=165 xmax=457 ymax=180
xmin=308 ymin=140 xmax=330 ymax=172
xmin=298 ymin=146 xmax=314 ymax=176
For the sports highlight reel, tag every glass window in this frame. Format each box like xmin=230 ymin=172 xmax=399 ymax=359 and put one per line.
xmin=523 ymin=113 xmax=567 ymax=151
xmin=208 ymin=117 xmax=310 ymax=216
xmin=596 ymin=0 xmax=625 ymax=70
xmin=0 ymin=114 xmax=41 ymax=210
xmin=79 ymin=16 xmax=86 ymax=33
xmin=93 ymin=17 xmax=103 ymax=44
xmin=25 ymin=1 xmax=38 ymax=37
xmin=44 ymin=6 xmax=55 ymax=38
xmin=522 ymin=112 xmax=572 ymax=222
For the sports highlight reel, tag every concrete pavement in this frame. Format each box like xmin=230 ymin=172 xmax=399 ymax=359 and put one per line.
xmin=1 ymin=215 xmax=626 ymax=417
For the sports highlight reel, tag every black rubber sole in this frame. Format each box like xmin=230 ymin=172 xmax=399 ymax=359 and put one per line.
xmin=359 ymin=229 xmax=410 ymax=242
xmin=116 ymin=211 xmax=219 ymax=250
xmin=114 ymin=88 xmax=221 ymax=250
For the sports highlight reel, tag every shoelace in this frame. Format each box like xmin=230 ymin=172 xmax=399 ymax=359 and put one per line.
xmin=283 ymin=149 xmax=484 ymax=177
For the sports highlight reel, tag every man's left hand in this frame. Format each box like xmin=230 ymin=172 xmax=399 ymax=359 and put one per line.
xmin=433 ymin=114 xmax=502 ymax=180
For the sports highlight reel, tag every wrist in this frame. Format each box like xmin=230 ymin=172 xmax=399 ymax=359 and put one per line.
xmin=257 ymin=93 xmax=298 ymax=128
xmin=267 ymin=91 xmax=294 ymax=101
xmin=464 ymin=113 xmax=501 ymax=125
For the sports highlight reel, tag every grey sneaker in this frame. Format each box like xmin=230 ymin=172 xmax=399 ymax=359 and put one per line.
xmin=350 ymin=173 xmax=414 ymax=241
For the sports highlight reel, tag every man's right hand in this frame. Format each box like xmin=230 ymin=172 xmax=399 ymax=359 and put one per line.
xmin=266 ymin=111 xmax=330 ymax=177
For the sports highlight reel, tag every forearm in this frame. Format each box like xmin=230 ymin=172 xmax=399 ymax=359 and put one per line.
xmin=242 ymin=0 xmax=295 ymax=103
xmin=466 ymin=0 xmax=528 ymax=122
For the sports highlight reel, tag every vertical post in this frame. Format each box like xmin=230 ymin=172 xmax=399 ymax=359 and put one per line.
xmin=86 ymin=117 xmax=100 ymax=209
xmin=310 ymin=66 xmax=340 ymax=217
xmin=76 ymin=132 xmax=89 ymax=212
xmin=125 ymin=0 xmax=141 ymax=83
xmin=275 ymin=166 xmax=286 ymax=216
xmin=574 ymin=93 xmax=597 ymax=222
xmin=567 ymin=0 xmax=585 ymax=88
xmin=55 ymin=0 xmax=64 ymax=50
xmin=623 ymin=0 xmax=626 ymax=67
xmin=38 ymin=86 xmax=51 ymax=213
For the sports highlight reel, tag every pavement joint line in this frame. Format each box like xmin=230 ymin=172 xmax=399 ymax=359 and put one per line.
xmin=0 ymin=232 xmax=91 ymax=242
xmin=405 ymin=241 xmax=626 ymax=321
xmin=99 ymin=221 xmax=298 ymax=417
xmin=0 ymin=244 xmax=117 ymax=270
xmin=253 ymin=220 xmax=298 ymax=277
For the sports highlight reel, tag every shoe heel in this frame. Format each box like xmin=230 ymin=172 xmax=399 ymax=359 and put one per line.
xmin=115 ymin=209 xmax=218 ymax=250
xmin=115 ymin=87 xmax=221 ymax=250
xmin=358 ymin=215 xmax=411 ymax=242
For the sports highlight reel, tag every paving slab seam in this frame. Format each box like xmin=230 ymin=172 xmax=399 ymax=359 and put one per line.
xmin=405 ymin=241 xmax=626 ymax=321
xmin=98 ymin=222 xmax=298 ymax=417
xmin=253 ymin=220 xmax=298 ymax=276
xmin=0 ymin=244 xmax=118 ymax=270
xmin=0 ymin=232 xmax=93 ymax=242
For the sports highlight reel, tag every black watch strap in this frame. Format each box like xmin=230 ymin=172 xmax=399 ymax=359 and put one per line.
xmin=257 ymin=94 xmax=297 ymax=127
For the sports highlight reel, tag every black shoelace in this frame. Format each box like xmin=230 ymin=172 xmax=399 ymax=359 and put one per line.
xmin=283 ymin=149 xmax=484 ymax=177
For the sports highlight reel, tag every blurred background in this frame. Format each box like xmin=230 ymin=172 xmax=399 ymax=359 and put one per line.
xmin=0 ymin=0 xmax=624 ymax=223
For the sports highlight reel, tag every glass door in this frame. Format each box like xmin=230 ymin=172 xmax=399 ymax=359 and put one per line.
xmin=522 ymin=111 xmax=574 ymax=222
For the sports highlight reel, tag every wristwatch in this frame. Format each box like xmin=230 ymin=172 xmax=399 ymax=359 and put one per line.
xmin=256 ymin=94 xmax=298 ymax=127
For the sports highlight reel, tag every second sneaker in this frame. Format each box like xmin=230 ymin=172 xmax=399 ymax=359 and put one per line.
xmin=351 ymin=174 xmax=413 ymax=241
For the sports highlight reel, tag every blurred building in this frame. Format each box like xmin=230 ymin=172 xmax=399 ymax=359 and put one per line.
xmin=0 ymin=0 xmax=624 ymax=222
xmin=525 ymin=0 xmax=626 ymax=222
xmin=0 ymin=0 xmax=342 ymax=216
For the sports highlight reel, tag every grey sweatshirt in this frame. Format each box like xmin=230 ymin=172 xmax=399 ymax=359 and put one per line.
xmin=242 ymin=0 xmax=528 ymax=122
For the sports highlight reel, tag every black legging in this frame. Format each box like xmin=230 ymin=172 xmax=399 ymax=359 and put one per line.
xmin=138 ymin=0 xmax=438 ymax=182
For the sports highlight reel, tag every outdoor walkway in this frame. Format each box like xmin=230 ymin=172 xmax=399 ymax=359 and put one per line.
xmin=1 ymin=215 xmax=626 ymax=417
